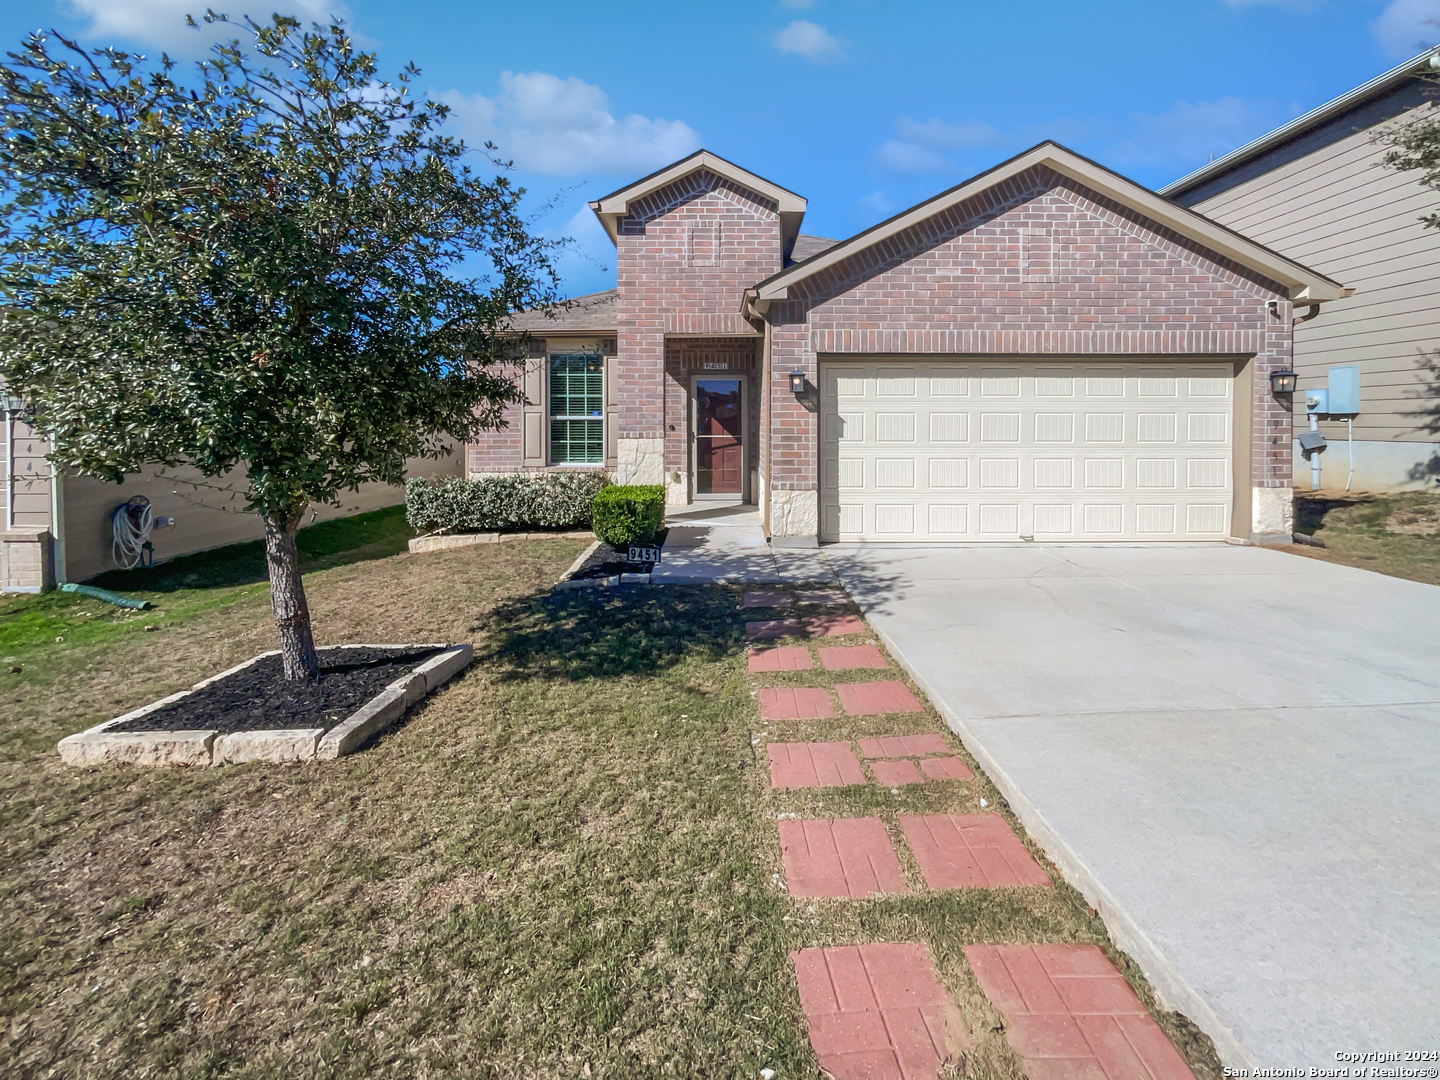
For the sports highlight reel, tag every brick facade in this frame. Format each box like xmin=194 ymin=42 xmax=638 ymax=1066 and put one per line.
xmin=468 ymin=149 xmax=1331 ymax=540
xmin=767 ymin=166 xmax=1295 ymax=501
xmin=615 ymin=172 xmax=778 ymax=464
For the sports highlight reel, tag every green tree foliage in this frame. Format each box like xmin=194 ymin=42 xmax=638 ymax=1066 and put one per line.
xmin=0 ymin=15 xmax=558 ymax=677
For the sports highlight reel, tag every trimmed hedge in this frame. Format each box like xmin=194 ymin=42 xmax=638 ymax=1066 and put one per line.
xmin=405 ymin=473 xmax=611 ymax=533
xmin=591 ymin=484 xmax=665 ymax=548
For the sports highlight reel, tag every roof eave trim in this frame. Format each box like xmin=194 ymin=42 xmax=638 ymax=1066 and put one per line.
xmin=751 ymin=143 xmax=1346 ymax=305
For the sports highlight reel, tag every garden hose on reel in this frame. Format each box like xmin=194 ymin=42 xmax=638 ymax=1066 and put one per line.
xmin=110 ymin=495 xmax=154 ymax=570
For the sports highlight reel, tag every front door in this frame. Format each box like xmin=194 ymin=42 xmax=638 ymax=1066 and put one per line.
xmin=695 ymin=379 xmax=743 ymax=495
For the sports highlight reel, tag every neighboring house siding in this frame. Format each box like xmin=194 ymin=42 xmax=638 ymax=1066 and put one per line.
xmin=615 ymin=171 xmax=778 ymax=491
xmin=767 ymin=166 xmax=1295 ymax=532
xmin=1187 ymin=92 xmax=1440 ymax=452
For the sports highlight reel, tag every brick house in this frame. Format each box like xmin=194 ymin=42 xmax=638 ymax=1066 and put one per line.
xmin=471 ymin=144 xmax=1349 ymax=545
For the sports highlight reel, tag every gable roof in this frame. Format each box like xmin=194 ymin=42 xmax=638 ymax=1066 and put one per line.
xmin=745 ymin=141 xmax=1349 ymax=316
xmin=1161 ymin=47 xmax=1440 ymax=201
xmin=589 ymin=150 xmax=807 ymax=245
xmin=506 ymin=289 xmax=615 ymax=334
xmin=790 ymin=234 xmax=839 ymax=263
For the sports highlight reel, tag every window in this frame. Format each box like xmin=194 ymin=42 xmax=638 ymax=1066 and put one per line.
xmin=549 ymin=353 xmax=604 ymax=464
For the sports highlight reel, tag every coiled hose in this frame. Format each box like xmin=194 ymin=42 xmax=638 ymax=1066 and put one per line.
xmin=111 ymin=496 xmax=153 ymax=570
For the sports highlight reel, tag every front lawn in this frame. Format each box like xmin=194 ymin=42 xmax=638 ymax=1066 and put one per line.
xmin=1292 ymin=489 xmax=1440 ymax=586
xmin=0 ymin=537 xmax=1221 ymax=1078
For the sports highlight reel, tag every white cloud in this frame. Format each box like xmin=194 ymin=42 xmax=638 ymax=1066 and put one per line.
xmin=895 ymin=116 xmax=1004 ymax=150
xmin=1105 ymin=97 xmax=1289 ymax=169
xmin=437 ymin=72 xmax=702 ymax=176
xmin=1371 ymin=0 xmax=1440 ymax=59
xmin=871 ymin=139 xmax=956 ymax=175
xmin=63 ymin=0 xmax=345 ymax=53
xmin=772 ymin=20 xmax=845 ymax=62
xmin=855 ymin=190 xmax=897 ymax=218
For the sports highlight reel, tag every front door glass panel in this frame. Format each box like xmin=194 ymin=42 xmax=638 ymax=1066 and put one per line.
xmin=696 ymin=379 xmax=743 ymax=494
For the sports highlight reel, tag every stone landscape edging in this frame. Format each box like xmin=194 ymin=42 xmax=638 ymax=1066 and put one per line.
xmin=409 ymin=530 xmax=592 ymax=553
xmin=56 ymin=643 xmax=474 ymax=768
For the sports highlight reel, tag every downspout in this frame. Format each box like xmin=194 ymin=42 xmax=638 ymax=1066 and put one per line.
xmin=49 ymin=465 xmax=66 ymax=584
xmin=4 ymin=403 xmax=13 ymax=532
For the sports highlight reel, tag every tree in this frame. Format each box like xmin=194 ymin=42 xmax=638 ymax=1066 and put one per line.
xmin=0 ymin=15 xmax=558 ymax=678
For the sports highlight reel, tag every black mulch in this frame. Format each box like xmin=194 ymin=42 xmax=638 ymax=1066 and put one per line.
xmin=110 ymin=646 xmax=445 ymax=735
xmin=570 ymin=529 xmax=668 ymax=580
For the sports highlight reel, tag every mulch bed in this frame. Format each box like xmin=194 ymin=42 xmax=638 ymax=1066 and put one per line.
xmin=570 ymin=529 xmax=668 ymax=580
xmin=109 ymin=646 xmax=444 ymax=735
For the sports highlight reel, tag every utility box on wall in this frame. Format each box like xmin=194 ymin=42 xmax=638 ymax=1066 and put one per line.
xmin=1327 ymin=365 xmax=1360 ymax=416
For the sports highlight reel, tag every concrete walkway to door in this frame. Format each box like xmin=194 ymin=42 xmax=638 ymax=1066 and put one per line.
xmin=652 ymin=503 xmax=835 ymax=584
xmin=826 ymin=543 xmax=1440 ymax=1068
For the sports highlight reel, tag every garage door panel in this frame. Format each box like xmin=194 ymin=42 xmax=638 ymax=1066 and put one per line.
xmin=819 ymin=360 xmax=1233 ymax=543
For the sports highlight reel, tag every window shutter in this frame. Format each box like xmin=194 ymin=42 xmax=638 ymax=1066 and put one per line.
xmin=522 ymin=349 xmax=545 ymax=466
xmin=603 ymin=343 xmax=618 ymax=467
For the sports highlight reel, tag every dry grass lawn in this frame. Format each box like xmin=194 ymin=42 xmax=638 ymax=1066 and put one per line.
xmin=0 ymin=536 xmax=1222 ymax=1079
xmin=1291 ymin=489 xmax=1440 ymax=586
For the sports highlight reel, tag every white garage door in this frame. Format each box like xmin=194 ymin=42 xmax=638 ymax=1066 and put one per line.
xmin=820 ymin=360 xmax=1233 ymax=542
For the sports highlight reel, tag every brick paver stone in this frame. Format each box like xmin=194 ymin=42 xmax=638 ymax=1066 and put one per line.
xmin=871 ymin=759 xmax=926 ymax=787
xmin=746 ymin=618 xmax=804 ymax=641
xmin=918 ymin=756 xmax=975 ymax=782
xmin=778 ymin=818 xmax=908 ymax=898
xmin=964 ymin=944 xmax=1196 ymax=1080
xmin=792 ymin=943 xmax=969 ymax=1080
xmin=837 ymin=681 xmax=926 ymax=717
xmin=819 ymin=644 xmax=889 ymax=671
xmin=768 ymin=742 xmax=867 ymax=789
xmin=748 ymin=646 xmax=813 ymax=673
xmin=859 ymin=734 xmax=951 ymax=759
xmin=804 ymin=613 xmax=868 ymax=637
xmin=760 ymin=686 xmax=836 ymax=721
xmin=743 ymin=590 xmax=793 ymax=609
xmin=900 ymin=814 xmax=1052 ymax=889
xmin=798 ymin=587 xmax=847 ymax=605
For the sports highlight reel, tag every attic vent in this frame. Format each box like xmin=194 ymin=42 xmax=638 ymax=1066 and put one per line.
xmin=689 ymin=224 xmax=719 ymax=266
xmin=1020 ymin=227 xmax=1053 ymax=282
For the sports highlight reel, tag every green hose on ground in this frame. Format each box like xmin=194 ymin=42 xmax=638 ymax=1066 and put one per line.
xmin=59 ymin=582 xmax=153 ymax=610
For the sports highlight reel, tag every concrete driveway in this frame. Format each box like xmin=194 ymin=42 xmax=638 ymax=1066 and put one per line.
xmin=825 ymin=543 xmax=1440 ymax=1068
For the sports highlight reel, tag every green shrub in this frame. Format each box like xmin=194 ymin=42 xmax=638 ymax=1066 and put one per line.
xmin=405 ymin=473 xmax=611 ymax=533
xmin=590 ymin=485 xmax=665 ymax=548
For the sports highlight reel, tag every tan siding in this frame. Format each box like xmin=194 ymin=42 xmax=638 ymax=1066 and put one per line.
xmin=1194 ymin=101 xmax=1440 ymax=445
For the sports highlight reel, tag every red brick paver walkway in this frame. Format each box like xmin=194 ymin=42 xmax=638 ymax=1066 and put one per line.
xmin=871 ymin=759 xmax=926 ymax=787
xmin=748 ymin=646 xmax=813 ymax=673
xmin=918 ymin=756 xmax=975 ymax=782
xmin=819 ymin=644 xmax=889 ymax=671
xmin=964 ymin=944 xmax=1196 ymax=1080
xmin=859 ymin=734 xmax=950 ymax=759
xmin=760 ymin=686 xmax=836 ymax=721
xmin=743 ymin=590 xmax=793 ymax=609
xmin=746 ymin=618 xmax=803 ymax=640
xmin=768 ymin=741 xmax=867 ymax=789
xmin=779 ymin=818 xmax=908 ymax=898
xmin=792 ymin=943 xmax=969 ymax=1080
xmin=804 ymin=613 xmax=868 ymax=637
xmin=900 ymin=814 xmax=1052 ymax=889
xmin=837 ymin=681 xmax=926 ymax=717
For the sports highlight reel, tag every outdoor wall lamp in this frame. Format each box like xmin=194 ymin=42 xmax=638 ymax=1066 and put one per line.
xmin=1270 ymin=369 xmax=1298 ymax=395
xmin=789 ymin=371 xmax=806 ymax=394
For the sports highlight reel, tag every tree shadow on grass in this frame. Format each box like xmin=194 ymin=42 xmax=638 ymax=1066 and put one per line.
xmin=87 ymin=505 xmax=415 ymax=594
xmin=480 ymin=585 xmax=750 ymax=683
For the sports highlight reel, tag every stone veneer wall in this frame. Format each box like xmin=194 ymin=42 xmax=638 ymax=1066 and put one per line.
xmin=764 ymin=164 xmax=1296 ymax=539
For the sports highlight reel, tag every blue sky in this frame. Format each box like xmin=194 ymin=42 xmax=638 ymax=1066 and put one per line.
xmin=4 ymin=0 xmax=1438 ymax=297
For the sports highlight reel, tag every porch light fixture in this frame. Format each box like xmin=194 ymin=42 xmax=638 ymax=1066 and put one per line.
xmin=1270 ymin=369 xmax=1298 ymax=395
xmin=789 ymin=371 xmax=806 ymax=394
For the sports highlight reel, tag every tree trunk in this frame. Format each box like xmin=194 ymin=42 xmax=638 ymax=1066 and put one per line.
xmin=263 ymin=507 xmax=319 ymax=680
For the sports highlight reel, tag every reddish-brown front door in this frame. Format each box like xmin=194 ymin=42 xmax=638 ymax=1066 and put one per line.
xmin=696 ymin=379 xmax=743 ymax=495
